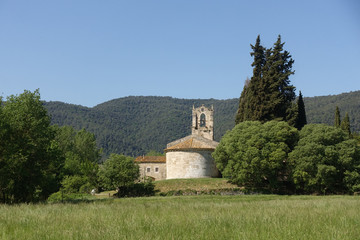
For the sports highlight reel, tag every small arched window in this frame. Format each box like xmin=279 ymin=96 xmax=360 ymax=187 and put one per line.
xmin=200 ymin=113 xmax=206 ymax=127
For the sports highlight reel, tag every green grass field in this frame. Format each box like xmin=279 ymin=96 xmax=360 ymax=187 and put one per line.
xmin=1 ymin=195 xmax=359 ymax=240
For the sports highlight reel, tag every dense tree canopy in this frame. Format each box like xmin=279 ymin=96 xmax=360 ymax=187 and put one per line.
xmin=305 ymin=91 xmax=360 ymax=132
xmin=53 ymin=125 xmax=101 ymax=193
xmin=0 ymin=90 xmax=62 ymax=203
xmin=45 ymin=97 xmax=238 ymax=157
xmin=335 ymin=106 xmax=341 ymax=127
xmin=341 ymin=112 xmax=351 ymax=136
xmin=44 ymin=92 xmax=360 ymax=158
xmin=214 ymin=120 xmax=360 ymax=194
xmin=99 ymin=154 xmax=139 ymax=190
xmin=236 ymin=35 xmax=297 ymax=125
xmin=213 ymin=121 xmax=299 ymax=193
xmin=289 ymin=124 xmax=360 ymax=194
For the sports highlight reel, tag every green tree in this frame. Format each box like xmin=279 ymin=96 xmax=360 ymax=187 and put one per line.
xmin=0 ymin=90 xmax=62 ymax=203
xmin=294 ymin=91 xmax=307 ymax=130
xmin=145 ymin=150 xmax=165 ymax=156
xmin=0 ymin=97 xmax=11 ymax=203
xmin=289 ymin=124 xmax=360 ymax=194
xmin=341 ymin=112 xmax=351 ymax=136
xmin=335 ymin=106 xmax=341 ymax=127
xmin=236 ymin=36 xmax=266 ymax=124
xmin=99 ymin=154 xmax=139 ymax=190
xmin=53 ymin=125 xmax=101 ymax=193
xmin=213 ymin=121 xmax=299 ymax=193
xmin=235 ymin=35 xmax=296 ymax=125
xmin=264 ymin=35 xmax=296 ymax=122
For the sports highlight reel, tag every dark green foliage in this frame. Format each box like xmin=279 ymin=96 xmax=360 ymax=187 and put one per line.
xmin=289 ymin=124 xmax=360 ymax=194
xmin=44 ymin=92 xmax=360 ymax=158
xmin=0 ymin=90 xmax=62 ymax=203
xmin=47 ymin=191 xmax=94 ymax=203
xmin=341 ymin=112 xmax=351 ymax=136
xmin=235 ymin=78 xmax=250 ymax=124
xmin=214 ymin=121 xmax=360 ymax=194
xmin=335 ymin=106 xmax=341 ymax=127
xmin=264 ymin=35 xmax=296 ymax=122
xmin=146 ymin=150 xmax=165 ymax=156
xmin=115 ymin=179 xmax=155 ymax=198
xmin=54 ymin=126 xmax=101 ymax=193
xmin=213 ymin=121 xmax=299 ymax=193
xmin=45 ymin=97 xmax=238 ymax=158
xmin=236 ymin=36 xmax=267 ymax=123
xmin=305 ymin=91 xmax=360 ymax=132
xmin=294 ymin=91 xmax=307 ymax=130
xmin=236 ymin=35 xmax=296 ymax=125
xmin=61 ymin=175 xmax=89 ymax=194
xmin=98 ymin=154 xmax=139 ymax=190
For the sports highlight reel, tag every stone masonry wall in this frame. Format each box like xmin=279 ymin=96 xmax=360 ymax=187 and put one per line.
xmin=166 ymin=150 xmax=219 ymax=179
xmin=138 ymin=163 xmax=166 ymax=181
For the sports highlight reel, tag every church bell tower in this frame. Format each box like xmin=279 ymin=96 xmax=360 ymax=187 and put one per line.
xmin=191 ymin=104 xmax=214 ymax=140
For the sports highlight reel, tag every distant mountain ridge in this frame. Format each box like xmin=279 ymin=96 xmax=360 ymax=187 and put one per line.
xmin=44 ymin=91 xmax=360 ymax=157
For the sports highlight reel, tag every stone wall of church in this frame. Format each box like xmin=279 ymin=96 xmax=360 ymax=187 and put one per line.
xmin=166 ymin=150 xmax=219 ymax=179
xmin=138 ymin=163 xmax=166 ymax=181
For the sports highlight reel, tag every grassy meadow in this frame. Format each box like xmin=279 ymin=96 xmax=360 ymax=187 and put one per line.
xmin=1 ymin=195 xmax=360 ymax=240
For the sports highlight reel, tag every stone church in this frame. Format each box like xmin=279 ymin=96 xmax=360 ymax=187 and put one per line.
xmin=135 ymin=105 xmax=220 ymax=180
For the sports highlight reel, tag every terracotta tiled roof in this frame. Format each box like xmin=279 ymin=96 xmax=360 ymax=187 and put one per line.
xmin=165 ymin=134 xmax=218 ymax=151
xmin=134 ymin=156 xmax=166 ymax=163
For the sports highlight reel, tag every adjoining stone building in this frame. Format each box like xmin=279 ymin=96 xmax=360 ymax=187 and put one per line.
xmin=135 ymin=156 xmax=166 ymax=181
xmin=135 ymin=104 xmax=220 ymax=180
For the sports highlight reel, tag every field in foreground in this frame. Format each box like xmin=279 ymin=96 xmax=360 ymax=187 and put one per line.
xmin=1 ymin=195 xmax=359 ymax=240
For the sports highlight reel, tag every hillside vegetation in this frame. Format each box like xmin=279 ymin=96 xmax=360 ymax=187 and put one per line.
xmin=44 ymin=91 xmax=360 ymax=157
xmin=45 ymin=97 xmax=238 ymax=157
xmin=304 ymin=91 xmax=360 ymax=130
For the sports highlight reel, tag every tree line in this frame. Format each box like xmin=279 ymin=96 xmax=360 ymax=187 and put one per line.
xmin=2 ymin=35 xmax=359 ymax=201
xmin=0 ymin=90 xmax=150 ymax=203
xmin=44 ymin=92 xmax=360 ymax=159
xmin=214 ymin=35 xmax=360 ymax=194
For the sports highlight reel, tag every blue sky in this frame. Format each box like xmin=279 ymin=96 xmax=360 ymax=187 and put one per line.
xmin=1 ymin=0 xmax=359 ymax=107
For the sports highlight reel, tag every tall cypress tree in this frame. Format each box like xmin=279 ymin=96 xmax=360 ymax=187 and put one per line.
xmin=235 ymin=78 xmax=250 ymax=124
xmin=236 ymin=35 xmax=296 ymax=125
xmin=294 ymin=91 xmax=307 ymax=130
xmin=341 ymin=112 xmax=351 ymax=135
xmin=334 ymin=106 xmax=341 ymax=127
xmin=264 ymin=35 xmax=296 ymax=122
xmin=235 ymin=35 xmax=266 ymax=124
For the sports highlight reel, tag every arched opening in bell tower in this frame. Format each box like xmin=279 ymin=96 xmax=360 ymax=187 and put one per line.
xmin=200 ymin=113 xmax=206 ymax=127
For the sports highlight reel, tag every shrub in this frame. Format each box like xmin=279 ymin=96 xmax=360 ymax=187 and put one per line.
xmin=116 ymin=179 xmax=155 ymax=198
xmin=47 ymin=191 xmax=90 ymax=203
xmin=289 ymin=124 xmax=360 ymax=194
xmin=99 ymin=154 xmax=139 ymax=191
xmin=213 ymin=121 xmax=298 ymax=193
xmin=61 ymin=175 xmax=89 ymax=193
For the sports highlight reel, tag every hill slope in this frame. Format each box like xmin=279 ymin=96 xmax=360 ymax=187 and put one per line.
xmin=45 ymin=97 xmax=238 ymax=157
xmin=304 ymin=91 xmax=360 ymax=130
xmin=45 ymin=91 xmax=360 ymax=157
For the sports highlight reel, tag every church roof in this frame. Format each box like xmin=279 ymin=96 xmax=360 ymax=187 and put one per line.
xmin=134 ymin=156 xmax=166 ymax=163
xmin=165 ymin=134 xmax=218 ymax=152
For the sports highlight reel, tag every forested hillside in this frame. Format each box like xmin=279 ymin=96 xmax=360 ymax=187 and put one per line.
xmin=304 ymin=91 xmax=360 ymax=130
xmin=45 ymin=97 xmax=238 ymax=157
xmin=45 ymin=91 xmax=360 ymax=158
